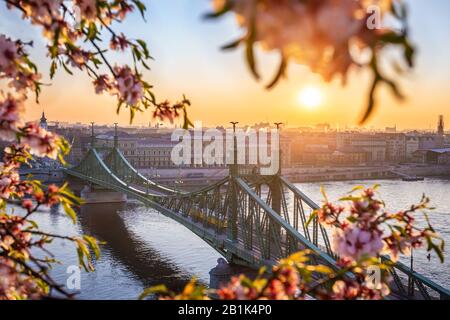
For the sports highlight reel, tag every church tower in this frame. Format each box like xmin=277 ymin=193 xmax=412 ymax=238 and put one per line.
xmin=438 ymin=115 xmax=444 ymax=136
xmin=40 ymin=111 xmax=48 ymax=130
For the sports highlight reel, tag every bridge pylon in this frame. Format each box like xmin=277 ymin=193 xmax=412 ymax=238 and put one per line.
xmin=90 ymin=122 xmax=95 ymax=149
xmin=227 ymin=122 xmax=239 ymax=244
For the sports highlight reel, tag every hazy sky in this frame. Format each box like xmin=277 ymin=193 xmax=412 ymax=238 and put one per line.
xmin=1 ymin=0 xmax=449 ymax=129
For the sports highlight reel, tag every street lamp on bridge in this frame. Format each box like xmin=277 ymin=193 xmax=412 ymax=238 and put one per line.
xmin=274 ymin=122 xmax=283 ymax=130
xmin=114 ymin=123 xmax=119 ymax=148
xmin=274 ymin=123 xmax=283 ymax=175
xmin=230 ymin=121 xmax=239 ymax=133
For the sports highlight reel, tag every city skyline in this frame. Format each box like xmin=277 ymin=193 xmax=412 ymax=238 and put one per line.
xmin=40 ymin=111 xmax=447 ymax=133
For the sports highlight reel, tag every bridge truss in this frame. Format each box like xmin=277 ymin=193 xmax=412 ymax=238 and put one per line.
xmin=66 ymin=146 xmax=450 ymax=300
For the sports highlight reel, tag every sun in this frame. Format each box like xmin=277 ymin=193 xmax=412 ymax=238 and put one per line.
xmin=298 ymin=86 xmax=323 ymax=109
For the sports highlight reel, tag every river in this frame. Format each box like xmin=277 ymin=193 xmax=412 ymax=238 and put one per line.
xmin=11 ymin=177 xmax=450 ymax=299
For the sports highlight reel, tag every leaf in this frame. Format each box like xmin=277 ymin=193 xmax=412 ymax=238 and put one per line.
xmin=382 ymin=78 xmax=404 ymax=100
xmin=83 ymin=235 xmax=101 ymax=259
xmin=86 ymin=22 xmax=97 ymax=41
xmin=428 ymin=240 xmax=444 ymax=264
xmin=50 ymin=61 xmax=57 ymax=79
xmin=403 ymin=40 xmax=415 ymax=68
xmin=139 ymin=285 xmax=168 ymax=300
xmin=245 ymin=17 xmax=260 ymax=80
xmin=307 ymin=265 xmax=333 ymax=274
xmin=183 ymin=278 xmax=197 ymax=295
xmin=183 ymin=109 xmax=194 ymax=129
xmin=62 ymin=202 xmax=77 ymax=224
xmin=61 ymin=62 xmax=73 ymax=75
xmin=360 ymin=74 xmax=380 ymax=124
xmin=133 ymin=0 xmax=147 ymax=21
xmin=76 ymin=246 xmax=89 ymax=272
xmin=116 ymin=101 xmax=123 ymax=115
xmin=349 ymin=185 xmax=364 ymax=193
xmin=221 ymin=38 xmax=243 ymax=51
xmin=136 ymin=39 xmax=151 ymax=59
xmin=203 ymin=0 xmax=233 ymax=19
xmin=266 ymin=54 xmax=287 ymax=89
xmin=320 ymin=185 xmax=328 ymax=202
xmin=339 ymin=196 xmax=362 ymax=202
xmin=305 ymin=211 xmax=318 ymax=228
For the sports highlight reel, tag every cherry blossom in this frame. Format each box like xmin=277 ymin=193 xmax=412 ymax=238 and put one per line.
xmin=20 ymin=123 xmax=59 ymax=159
xmin=112 ymin=65 xmax=144 ymax=107
xmin=0 ymin=92 xmax=25 ymax=140
xmin=332 ymin=225 xmax=384 ymax=262
xmin=209 ymin=0 xmax=413 ymax=122
xmin=0 ymin=35 xmax=19 ymax=74
xmin=75 ymin=0 xmax=98 ymax=21
xmin=93 ymin=74 xmax=112 ymax=94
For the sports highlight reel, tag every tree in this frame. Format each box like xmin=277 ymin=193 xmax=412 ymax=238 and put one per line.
xmin=0 ymin=0 xmax=190 ymax=299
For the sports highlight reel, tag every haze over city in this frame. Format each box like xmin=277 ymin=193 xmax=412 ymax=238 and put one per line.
xmin=1 ymin=0 xmax=449 ymax=129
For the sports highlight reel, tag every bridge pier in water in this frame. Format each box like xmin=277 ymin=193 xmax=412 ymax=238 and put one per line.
xmin=81 ymin=184 xmax=127 ymax=204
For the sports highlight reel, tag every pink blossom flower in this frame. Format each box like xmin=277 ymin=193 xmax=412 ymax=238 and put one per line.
xmin=0 ymin=35 xmax=19 ymax=75
xmin=75 ymin=0 xmax=98 ymax=21
xmin=67 ymin=48 xmax=91 ymax=69
xmin=93 ymin=74 xmax=112 ymax=94
xmin=8 ymin=71 xmax=41 ymax=93
xmin=110 ymin=33 xmax=129 ymax=51
xmin=19 ymin=0 xmax=63 ymax=26
xmin=20 ymin=123 xmax=59 ymax=159
xmin=332 ymin=280 xmax=360 ymax=300
xmin=0 ymin=257 xmax=43 ymax=300
xmin=112 ymin=66 xmax=144 ymax=106
xmin=0 ymin=92 xmax=24 ymax=141
xmin=0 ymin=169 xmax=20 ymax=199
xmin=211 ymin=0 xmax=395 ymax=83
xmin=332 ymin=225 xmax=384 ymax=261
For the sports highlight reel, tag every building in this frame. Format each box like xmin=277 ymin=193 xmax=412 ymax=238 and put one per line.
xmin=412 ymin=148 xmax=450 ymax=164
xmin=405 ymin=134 xmax=420 ymax=160
xmin=337 ymin=133 xmax=386 ymax=163
xmin=40 ymin=112 xmax=48 ymax=130
xmin=385 ymin=126 xmax=397 ymax=133
xmin=289 ymin=132 xmax=337 ymax=165
xmin=381 ymin=133 xmax=406 ymax=162
xmin=331 ymin=148 xmax=369 ymax=165
xmin=438 ymin=115 xmax=445 ymax=136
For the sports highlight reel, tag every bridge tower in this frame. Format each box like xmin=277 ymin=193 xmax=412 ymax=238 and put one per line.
xmin=90 ymin=122 xmax=96 ymax=149
xmin=114 ymin=123 xmax=119 ymax=148
xmin=113 ymin=123 xmax=119 ymax=172
xmin=228 ymin=122 xmax=239 ymax=244
xmin=270 ymin=123 xmax=284 ymax=215
xmin=226 ymin=121 xmax=285 ymax=262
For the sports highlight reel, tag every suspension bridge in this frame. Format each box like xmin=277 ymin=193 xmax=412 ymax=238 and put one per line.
xmin=65 ymin=126 xmax=450 ymax=300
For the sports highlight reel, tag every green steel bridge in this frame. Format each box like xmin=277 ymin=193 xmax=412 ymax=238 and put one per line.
xmin=65 ymin=133 xmax=450 ymax=300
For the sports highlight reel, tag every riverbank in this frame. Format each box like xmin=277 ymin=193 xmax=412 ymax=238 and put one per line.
xmin=282 ymin=164 xmax=450 ymax=183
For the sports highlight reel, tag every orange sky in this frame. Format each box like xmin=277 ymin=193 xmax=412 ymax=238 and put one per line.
xmin=1 ymin=1 xmax=449 ymax=130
